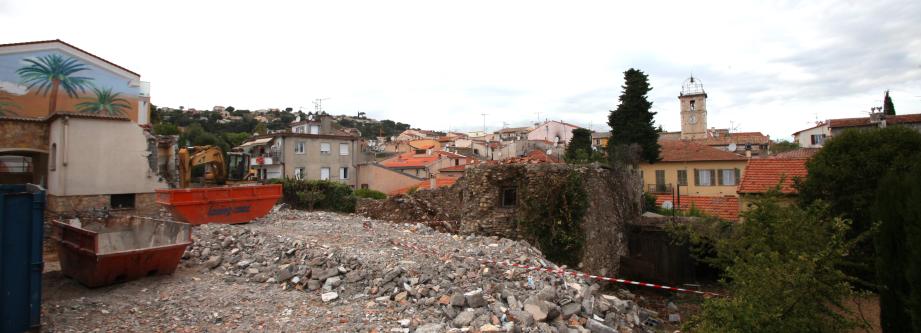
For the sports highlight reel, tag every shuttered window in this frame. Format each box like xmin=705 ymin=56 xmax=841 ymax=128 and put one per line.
xmin=677 ymin=170 xmax=688 ymax=186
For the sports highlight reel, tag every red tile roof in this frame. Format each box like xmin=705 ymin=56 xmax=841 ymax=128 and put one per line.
xmin=500 ymin=149 xmax=561 ymax=164
xmin=691 ymin=132 xmax=771 ymax=146
xmin=655 ymin=194 xmax=740 ymax=221
xmin=738 ymin=158 xmax=808 ymax=194
xmin=768 ymin=148 xmax=820 ymax=159
xmin=828 ymin=113 xmax=921 ymax=128
xmin=390 ymin=177 xmax=458 ymax=195
xmin=658 ymin=140 xmax=747 ymax=162
xmin=439 ymin=165 xmax=466 ymax=172
xmin=380 ymin=150 xmax=464 ymax=168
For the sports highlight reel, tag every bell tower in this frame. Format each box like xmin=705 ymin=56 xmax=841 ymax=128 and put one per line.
xmin=679 ymin=76 xmax=708 ymax=139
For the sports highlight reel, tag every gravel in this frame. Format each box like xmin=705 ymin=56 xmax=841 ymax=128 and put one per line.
xmin=41 ymin=207 xmax=668 ymax=332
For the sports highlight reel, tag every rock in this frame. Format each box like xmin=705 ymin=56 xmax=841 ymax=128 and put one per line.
xmin=545 ymin=301 xmax=561 ymax=320
xmin=667 ymin=302 xmax=679 ymax=312
xmin=205 ymin=256 xmax=222 ymax=269
xmin=508 ymin=309 xmax=535 ymax=327
xmin=464 ymin=289 xmax=486 ymax=308
xmin=480 ymin=323 xmax=502 ymax=332
xmin=383 ymin=267 xmax=404 ymax=283
xmin=345 ymin=270 xmax=364 ymax=283
xmin=586 ymin=319 xmax=616 ymax=333
xmin=398 ymin=318 xmax=411 ymax=327
xmin=668 ymin=313 xmax=681 ymax=323
xmin=323 ymin=276 xmax=341 ymax=291
xmin=307 ymin=279 xmax=322 ymax=291
xmin=236 ymin=260 xmax=251 ymax=268
xmin=415 ymin=323 xmax=445 ymax=333
xmin=321 ymin=292 xmax=338 ymax=302
xmin=561 ymin=302 xmax=581 ymax=318
xmin=453 ymin=310 xmax=477 ymax=328
xmin=450 ymin=293 xmax=466 ymax=307
xmin=393 ymin=291 xmax=408 ymax=302
xmin=524 ymin=302 xmax=549 ymax=322
xmin=275 ymin=264 xmax=296 ymax=281
xmin=507 ymin=295 xmax=522 ymax=310
xmin=316 ymin=268 xmax=340 ymax=281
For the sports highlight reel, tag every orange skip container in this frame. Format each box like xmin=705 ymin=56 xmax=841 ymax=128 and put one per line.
xmin=156 ymin=184 xmax=282 ymax=225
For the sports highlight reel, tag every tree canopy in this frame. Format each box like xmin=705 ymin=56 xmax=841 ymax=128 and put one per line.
xmin=883 ymin=90 xmax=896 ymax=116
xmin=564 ymin=128 xmax=594 ymax=163
xmin=607 ymin=68 xmax=660 ymax=164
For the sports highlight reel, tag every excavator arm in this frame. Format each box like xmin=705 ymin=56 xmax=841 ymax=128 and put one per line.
xmin=178 ymin=146 xmax=227 ymax=188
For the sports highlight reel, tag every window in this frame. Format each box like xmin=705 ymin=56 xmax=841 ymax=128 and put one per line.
xmin=309 ymin=125 xmax=320 ymax=134
xmin=320 ymin=143 xmax=331 ymax=154
xmin=810 ymin=134 xmax=826 ymax=145
xmin=339 ymin=143 xmax=349 ymax=156
xmin=295 ymin=126 xmax=305 ymax=133
xmin=340 ymin=167 xmax=349 ymax=179
xmin=718 ymin=169 xmax=740 ymax=186
xmin=294 ymin=141 xmax=305 ymax=154
xmin=294 ymin=167 xmax=305 ymax=180
xmin=320 ymin=167 xmax=330 ymax=180
xmin=415 ymin=149 xmax=426 ymax=154
xmin=689 ymin=100 xmax=696 ymax=111
xmin=655 ymin=170 xmax=665 ymax=185
xmin=110 ymin=194 xmax=135 ymax=209
xmin=677 ymin=170 xmax=688 ymax=186
xmin=455 ymin=159 xmax=460 ymax=166
xmin=501 ymin=187 xmax=517 ymax=207
xmin=50 ymin=143 xmax=57 ymax=171
xmin=695 ymin=169 xmax=715 ymax=186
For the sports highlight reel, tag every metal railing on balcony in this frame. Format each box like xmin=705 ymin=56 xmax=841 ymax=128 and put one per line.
xmin=647 ymin=183 xmax=673 ymax=194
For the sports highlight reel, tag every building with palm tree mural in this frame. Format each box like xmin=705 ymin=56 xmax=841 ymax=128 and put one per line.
xmin=0 ymin=40 xmax=166 ymax=214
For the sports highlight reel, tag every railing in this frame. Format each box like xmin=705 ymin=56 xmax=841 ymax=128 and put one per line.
xmin=250 ymin=151 xmax=281 ymax=166
xmin=647 ymin=183 xmax=673 ymax=194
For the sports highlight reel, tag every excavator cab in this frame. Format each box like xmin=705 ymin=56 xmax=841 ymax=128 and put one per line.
xmin=227 ymin=151 xmax=256 ymax=181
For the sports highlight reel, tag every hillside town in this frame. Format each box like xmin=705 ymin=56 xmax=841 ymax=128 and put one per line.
xmin=1 ymin=5 xmax=920 ymax=332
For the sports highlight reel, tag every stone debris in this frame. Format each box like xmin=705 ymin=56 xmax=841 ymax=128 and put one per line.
xmin=42 ymin=207 xmax=669 ymax=332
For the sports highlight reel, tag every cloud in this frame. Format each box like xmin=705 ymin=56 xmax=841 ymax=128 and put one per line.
xmin=0 ymin=81 xmax=28 ymax=95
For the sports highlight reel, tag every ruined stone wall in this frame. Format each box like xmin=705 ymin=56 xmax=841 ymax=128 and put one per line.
xmin=358 ymin=163 xmax=643 ymax=276
xmin=47 ymin=192 xmax=159 ymax=216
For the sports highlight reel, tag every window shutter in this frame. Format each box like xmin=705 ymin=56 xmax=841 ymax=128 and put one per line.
xmin=710 ymin=170 xmax=717 ymax=186
xmin=735 ymin=168 xmax=741 ymax=185
xmin=694 ymin=169 xmax=699 ymax=186
xmin=717 ymin=169 xmax=724 ymax=186
xmin=811 ymin=135 xmax=817 ymax=145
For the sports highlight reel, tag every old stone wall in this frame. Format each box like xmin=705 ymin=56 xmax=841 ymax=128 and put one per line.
xmin=47 ymin=192 xmax=159 ymax=216
xmin=0 ymin=119 xmax=48 ymax=151
xmin=358 ymin=163 xmax=643 ymax=277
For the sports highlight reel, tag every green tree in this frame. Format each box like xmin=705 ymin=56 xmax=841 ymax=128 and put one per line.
xmin=153 ymin=123 xmax=179 ymax=135
xmin=225 ymin=106 xmax=235 ymax=112
xmin=873 ymin=155 xmax=921 ymax=332
xmin=770 ymin=140 xmax=799 ymax=154
xmin=685 ymin=193 xmax=859 ymax=332
xmin=883 ymin=90 xmax=896 ymax=116
xmin=607 ymin=68 xmax=660 ymax=164
xmin=223 ymin=132 xmax=251 ymax=147
xmin=16 ymin=54 xmax=93 ymax=113
xmin=564 ymin=128 xmax=594 ymax=163
xmin=798 ymin=127 xmax=921 ymax=287
xmin=76 ymin=87 xmax=131 ymax=116
xmin=254 ymin=122 xmax=268 ymax=135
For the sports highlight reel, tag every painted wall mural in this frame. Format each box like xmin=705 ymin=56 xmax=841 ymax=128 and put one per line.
xmin=0 ymin=49 xmax=139 ymax=121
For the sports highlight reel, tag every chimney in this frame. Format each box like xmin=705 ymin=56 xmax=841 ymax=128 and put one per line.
xmin=429 ymin=176 xmax=436 ymax=189
xmin=746 ymin=150 xmax=752 ymax=158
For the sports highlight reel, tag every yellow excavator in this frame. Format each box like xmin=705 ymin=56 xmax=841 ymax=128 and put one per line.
xmin=178 ymin=146 xmax=258 ymax=188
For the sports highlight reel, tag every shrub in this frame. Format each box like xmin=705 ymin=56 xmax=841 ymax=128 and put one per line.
xmin=642 ymin=192 xmax=657 ymax=212
xmin=354 ymin=188 xmax=387 ymax=200
xmin=278 ymin=179 xmax=355 ymax=213
xmin=517 ymin=171 xmax=588 ymax=267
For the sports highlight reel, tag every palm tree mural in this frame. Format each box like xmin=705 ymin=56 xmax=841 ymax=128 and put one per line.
xmin=76 ymin=87 xmax=130 ymax=116
xmin=0 ymin=96 xmax=21 ymax=116
xmin=16 ymin=54 xmax=93 ymax=113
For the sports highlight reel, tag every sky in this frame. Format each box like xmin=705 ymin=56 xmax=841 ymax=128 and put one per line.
xmin=1 ymin=0 xmax=920 ymax=140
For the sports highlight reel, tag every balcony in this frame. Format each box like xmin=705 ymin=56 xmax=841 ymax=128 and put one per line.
xmin=647 ymin=183 xmax=673 ymax=194
xmin=250 ymin=152 xmax=281 ymax=166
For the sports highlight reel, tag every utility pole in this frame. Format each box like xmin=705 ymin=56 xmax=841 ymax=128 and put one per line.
xmin=480 ymin=113 xmax=488 ymax=133
xmin=535 ymin=112 xmax=541 ymax=124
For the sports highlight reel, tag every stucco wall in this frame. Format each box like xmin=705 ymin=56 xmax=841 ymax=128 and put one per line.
xmin=47 ymin=117 xmax=166 ymax=196
xmin=282 ymin=136 xmax=359 ymax=187
xmin=639 ymin=160 xmax=747 ymax=196
xmin=356 ymin=163 xmax=422 ymax=194
xmin=794 ymin=125 xmax=830 ymax=148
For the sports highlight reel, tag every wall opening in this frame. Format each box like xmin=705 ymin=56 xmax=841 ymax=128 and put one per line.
xmin=111 ymin=193 xmax=136 ymax=209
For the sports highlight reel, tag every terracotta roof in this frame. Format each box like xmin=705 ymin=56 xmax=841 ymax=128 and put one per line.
xmin=436 ymin=151 xmax=466 ymax=159
xmin=496 ymin=127 xmax=531 ymax=134
xmin=791 ymin=122 xmax=827 ymax=135
xmin=769 ymin=148 xmax=820 ymax=159
xmin=0 ymin=39 xmax=140 ymax=77
xmin=390 ymin=177 xmax=458 ymax=195
xmin=500 ymin=149 xmax=561 ymax=164
xmin=439 ymin=165 xmax=466 ymax=172
xmin=738 ymin=158 xmax=808 ymax=194
xmin=380 ymin=150 xmax=462 ymax=169
xmin=408 ymin=139 xmax=438 ymax=150
xmin=828 ymin=113 xmax=921 ymax=128
xmin=591 ymin=132 xmax=611 ymax=139
xmin=691 ymin=132 xmax=771 ymax=146
xmin=658 ymin=140 xmax=747 ymax=162
xmin=1 ymin=111 xmax=131 ymax=122
xmin=654 ymin=194 xmax=740 ymax=221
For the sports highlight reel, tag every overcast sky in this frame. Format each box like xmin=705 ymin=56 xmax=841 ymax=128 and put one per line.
xmin=2 ymin=0 xmax=920 ymax=139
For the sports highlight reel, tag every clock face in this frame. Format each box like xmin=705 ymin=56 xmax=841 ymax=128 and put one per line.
xmin=688 ymin=114 xmax=698 ymax=124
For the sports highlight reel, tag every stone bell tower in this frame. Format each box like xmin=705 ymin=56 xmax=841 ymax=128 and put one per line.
xmin=679 ymin=76 xmax=708 ymax=139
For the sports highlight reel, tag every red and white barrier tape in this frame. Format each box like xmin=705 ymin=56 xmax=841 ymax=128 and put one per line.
xmin=390 ymin=239 xmax=719 ymax=297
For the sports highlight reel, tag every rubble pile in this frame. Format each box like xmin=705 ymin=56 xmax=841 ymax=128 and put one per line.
xmin=178 ymin=208 xmax=671 ymax=332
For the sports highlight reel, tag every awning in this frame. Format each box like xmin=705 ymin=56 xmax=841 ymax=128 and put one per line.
xmin=239 ymin=137 xmax=273 ymax=148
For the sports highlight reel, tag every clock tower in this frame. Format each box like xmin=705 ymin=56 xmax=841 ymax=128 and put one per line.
xmin=679 ymin=76 xmax=708 ymax=139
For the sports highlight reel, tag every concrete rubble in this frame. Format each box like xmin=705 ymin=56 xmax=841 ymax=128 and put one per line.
xmin=42 ymin=207 xmax=670 ymax=332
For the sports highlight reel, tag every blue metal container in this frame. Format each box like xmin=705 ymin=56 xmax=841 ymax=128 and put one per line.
xmin=0 ymin=184 xmax=45 ymax=333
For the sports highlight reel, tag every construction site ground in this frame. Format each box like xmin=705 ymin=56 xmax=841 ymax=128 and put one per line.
xmin=40 ymin=209 xmax=699 ymax=332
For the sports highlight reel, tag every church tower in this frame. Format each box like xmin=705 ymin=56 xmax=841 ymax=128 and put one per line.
xmin=679 ymin=76 xmax=708 ymax=139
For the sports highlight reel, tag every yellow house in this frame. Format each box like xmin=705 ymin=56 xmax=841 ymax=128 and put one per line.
xmin=639 ymin=140 xmax=748 ymax=197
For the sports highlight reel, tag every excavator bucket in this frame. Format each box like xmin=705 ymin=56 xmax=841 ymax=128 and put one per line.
xmin=156 ymin=184 xmax=282 ymax=225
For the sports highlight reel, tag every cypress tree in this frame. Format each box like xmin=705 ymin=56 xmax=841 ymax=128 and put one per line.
xmin=564 ymin=128 xmax=593 ymax=163
xmin=607 ymin=68 xmax=660 ymax=164
xmin=873 ymin=155 xmax=921 ymax=332
xmin=883 ymin=90 xmax=896 ymax=116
